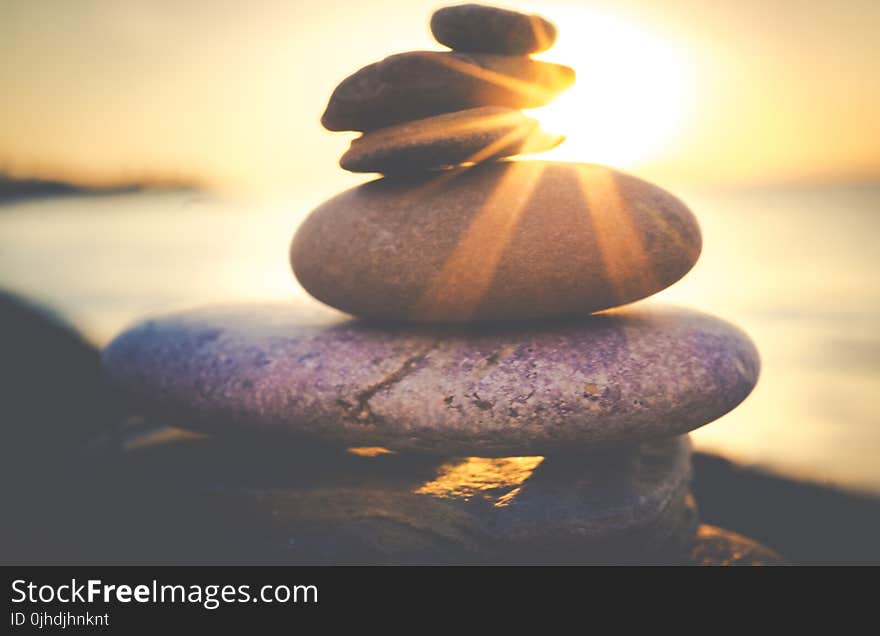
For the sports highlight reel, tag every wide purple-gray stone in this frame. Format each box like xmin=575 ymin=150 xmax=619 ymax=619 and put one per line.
xmin=102 ymin=301 xmax=759 ymax=455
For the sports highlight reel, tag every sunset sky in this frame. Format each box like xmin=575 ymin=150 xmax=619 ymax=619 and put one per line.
xmin=1 ymin=0 xmax=878 ymax=191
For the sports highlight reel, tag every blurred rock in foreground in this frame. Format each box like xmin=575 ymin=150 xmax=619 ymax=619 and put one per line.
xmin=693 ymin=452 xmax=880 ymax=565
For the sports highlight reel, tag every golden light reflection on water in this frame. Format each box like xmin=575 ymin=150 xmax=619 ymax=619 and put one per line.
xmin=414 ymin=456 xmax=545 ymax=507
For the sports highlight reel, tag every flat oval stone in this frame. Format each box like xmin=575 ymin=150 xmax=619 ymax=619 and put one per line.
xmin=291 ymin=161 xmax=701 ymax=322
xmin=321 ymin=51 xmax=575 ymax=131
xmin=340 ymin=107 xmax=563 ymax=174
xmin=101 ymin=301 xmax=759 ymax=455
xmin=72 ymin=421 xmax=695 ymax=564
xmin=431 ymin=4 xmax=558 ymax=54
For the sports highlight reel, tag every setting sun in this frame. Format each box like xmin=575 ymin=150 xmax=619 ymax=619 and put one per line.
xmin=528 ymin=8 xmax=694 ymax=168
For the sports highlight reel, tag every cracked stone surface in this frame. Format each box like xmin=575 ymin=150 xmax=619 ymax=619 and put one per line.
xmin=70 ymin=421 xmax=695 ymax=564
xmin=101 ymin=300 xmax=759 ymax=455
xmin=291 ymin=161 xmax=701 ymax=323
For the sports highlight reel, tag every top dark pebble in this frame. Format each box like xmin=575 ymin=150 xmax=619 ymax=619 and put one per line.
xmin=431 ymin=3 xmax=557 ymax=54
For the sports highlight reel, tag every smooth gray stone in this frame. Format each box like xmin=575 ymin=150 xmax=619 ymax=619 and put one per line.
xmin=431 ymin=4 xmax=558 ymax=54
xmin=321 ymin=51 xmax=575 ymax=132
xmin=339 ymin=107 xmax=563 ymax=174
xmin=291 ymin=161 xmax=701 ymax=323
xmin=102 ymin=301 xmax=759 ymax=455
xmin=72 ymin=422 xmax=695 ymax=565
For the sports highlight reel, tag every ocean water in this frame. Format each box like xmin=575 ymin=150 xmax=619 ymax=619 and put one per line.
xmin=1 ymin=183 xmax=878 ymax=493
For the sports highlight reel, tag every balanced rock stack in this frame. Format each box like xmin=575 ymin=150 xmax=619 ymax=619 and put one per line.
xmin=324 ymin=3 xmax=570 ymax=173
xmin=98 ymin=4 xmax=782 ymax=565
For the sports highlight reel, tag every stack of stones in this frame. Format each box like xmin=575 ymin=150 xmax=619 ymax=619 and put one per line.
xmin=324 ymin=4 xmax=570 ymax=173
xmin=97 ymin=4 xmax=782 ymax=565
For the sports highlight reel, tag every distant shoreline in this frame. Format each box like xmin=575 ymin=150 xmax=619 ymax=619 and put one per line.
xmin=0 ymin=175 xmax=200 ymax=204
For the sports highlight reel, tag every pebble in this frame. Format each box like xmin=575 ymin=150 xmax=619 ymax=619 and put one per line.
xmin=431 ymin=4 xmax=558 ymax=54
xmin=340 ymin=107 xmax=563 ymax=173
xmin=321 ymin=51 xmax=574 ymax=131
xmin=291 ymin=161 xmax=701 ymax=322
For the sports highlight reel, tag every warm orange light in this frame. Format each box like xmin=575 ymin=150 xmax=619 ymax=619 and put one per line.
xmin=346 ymin=446 xmax=397 ymax=457
xmin=528 ymin=7 xmax=694 ymax=169
xmin=414 ymin=456 xmax=545 ymax=507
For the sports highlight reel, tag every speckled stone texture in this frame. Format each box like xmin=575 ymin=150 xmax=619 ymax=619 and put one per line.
xmin=70 ymin=421 xmax=695 ymax=564
xmin=321 ymin=51 xmax=575 ymax=132
xmin=339 ymin=107 xmax=563 ymax=174
xmin=101 ymin=301 xmax=759 ymax=455
xmin=689 ymin=525 xmax=786 ymax=565
xmin=291 ymin=161 xmax=701 ymax=323
xmin=431 ymin=4 xmax=558 ymax=54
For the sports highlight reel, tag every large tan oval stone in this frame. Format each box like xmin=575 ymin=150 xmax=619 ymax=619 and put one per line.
xmin=291 ymin=161 xmax=701 ymax=323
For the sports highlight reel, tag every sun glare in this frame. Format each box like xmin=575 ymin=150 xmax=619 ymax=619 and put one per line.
xmin=528 ymin=8 xmax=694 ymax=168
